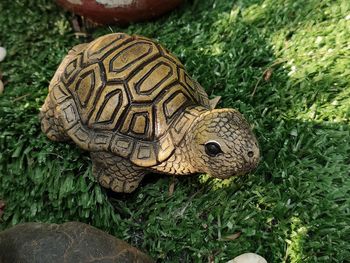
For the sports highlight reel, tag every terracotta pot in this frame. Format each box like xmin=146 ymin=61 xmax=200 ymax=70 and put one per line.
xmin=56 ymin=0 xmax=183 ymax=25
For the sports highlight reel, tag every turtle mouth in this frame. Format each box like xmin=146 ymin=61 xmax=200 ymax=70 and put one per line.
xmin=209 ymin=163 xmax=259 ymax=180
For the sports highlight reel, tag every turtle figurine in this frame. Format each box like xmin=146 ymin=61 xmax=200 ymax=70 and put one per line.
xmin=0 ymin=222 xmax=154 ymax=263
xmin=40 ymin=33 xmax=260 ymax=193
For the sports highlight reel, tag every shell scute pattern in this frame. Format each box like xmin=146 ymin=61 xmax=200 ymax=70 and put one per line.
xmin=127 ymin=57 xmax=178 ymax=101
xmin=82 ymin=33 xmax=132 ymax=64
xmin=88 ymin=83 xmax=129 ymax=130
xmin=178 ymin=67 xmax=210 ymax=106
xmin=53 ymin=33 xmax=210 ymax=167
xmin=110 ymin=134 xmax=134 ymax=158
xmin=62 ymin=52 xmax=83 ymax=85
xmin=51 ymin=83 xmax=69 ymax=104
xmin=67 ymin=63 xmax=105 ymax=123
xmin=103 ymin=39 xmax=159 ymax=81
xmin=120 ymin=105 xmax=154 ymax=140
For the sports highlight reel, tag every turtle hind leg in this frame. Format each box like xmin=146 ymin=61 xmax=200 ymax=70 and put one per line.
xmin=91 ymin=152 xmax=146 ymax=193
xmin=40 ymin=94 xmax=70 ymax=142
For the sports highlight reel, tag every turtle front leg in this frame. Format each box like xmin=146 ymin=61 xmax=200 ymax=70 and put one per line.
xmin=90 ymin=152 xmax=146 ymax=193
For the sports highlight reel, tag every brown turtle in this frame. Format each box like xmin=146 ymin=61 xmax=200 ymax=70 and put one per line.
xmin=40 ymin=33 xmax=260 ymax=193
xmin=0 ymin=222 xmax=154 ymax=263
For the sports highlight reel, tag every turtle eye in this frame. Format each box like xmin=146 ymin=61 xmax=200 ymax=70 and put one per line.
xmin=204 ymin=142 xmax=223 ymax=157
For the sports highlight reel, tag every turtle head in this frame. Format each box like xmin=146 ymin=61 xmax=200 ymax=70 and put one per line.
xmin=187 ymin=109 xmax=260 ymax=179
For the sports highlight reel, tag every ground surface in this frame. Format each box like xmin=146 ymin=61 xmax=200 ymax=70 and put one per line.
xmin=0 ymin=0 xmax=349 ymax=262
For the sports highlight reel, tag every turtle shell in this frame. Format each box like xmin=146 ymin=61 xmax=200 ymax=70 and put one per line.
xmin=52 ymin=33 xmax=210 ymax=167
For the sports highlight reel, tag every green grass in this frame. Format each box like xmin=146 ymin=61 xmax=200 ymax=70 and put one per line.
xmin=0 ymin=0 xmax=349 ymax=262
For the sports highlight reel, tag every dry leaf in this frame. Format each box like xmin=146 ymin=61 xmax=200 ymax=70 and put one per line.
xmin=0 ymin=200 xmax=5 ymax=219
xmin=264 ymin=69 xmax=273 ymax=81
xmin=219 ymin=231 xmax=241 ymax=241
xmin=168 ymin=176 xmax=175 ymax=196
xmin=71 ymin=17 xmax=82 ymax=33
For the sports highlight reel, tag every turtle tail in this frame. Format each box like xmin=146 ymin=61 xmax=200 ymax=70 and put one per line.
xmin=40 ymin=94 xmax=70 ymax=142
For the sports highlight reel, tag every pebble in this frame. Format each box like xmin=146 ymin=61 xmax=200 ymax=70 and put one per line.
xmin=0 ymin=47 xmax=6 ymax=62
xmin=227 ymin=253 xmax=267 ymax=263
